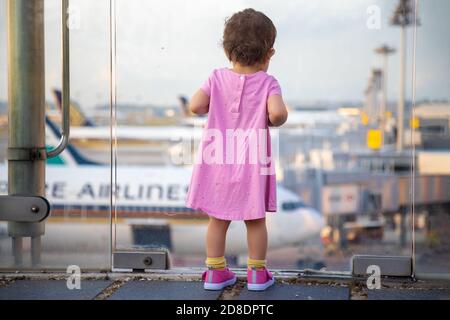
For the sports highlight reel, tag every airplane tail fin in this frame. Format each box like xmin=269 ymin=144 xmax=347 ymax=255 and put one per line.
xmin=178 ymin=95 xmax=190 ymax=117
xmin=52 ymin=89 xmax=96 ymax=127
xmin=45 ymin=115 xmax=100 ymax=166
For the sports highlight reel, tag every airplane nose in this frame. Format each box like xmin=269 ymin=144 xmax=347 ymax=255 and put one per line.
xmin=273 ymin=206 xmax=325 ymax=245
xmin=297 ymin=208 xmax=325 ymax=236
xmin=312 ymin=210 xmax=325 ymax=232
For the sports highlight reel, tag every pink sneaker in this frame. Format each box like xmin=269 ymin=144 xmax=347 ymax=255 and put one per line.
xmin=202 ymin=268 xmax=237 ymax=290
xmin=247 ymin=267 xmax=275 ymax=291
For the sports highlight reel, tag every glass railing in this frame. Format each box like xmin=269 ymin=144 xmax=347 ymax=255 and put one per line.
xmin=0 ymin=0 xmax=449 ymax=280
xmin=412 ymin=1 xmax=450 ymax=277
xmin=110 ymin=0 xmax=418 ymax=273
xmin=0 ymin=0 xmax=111 ymax=270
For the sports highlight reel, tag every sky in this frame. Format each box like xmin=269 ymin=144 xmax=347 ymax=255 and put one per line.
xmin=0 ymin=0 xmax=449 ymax=110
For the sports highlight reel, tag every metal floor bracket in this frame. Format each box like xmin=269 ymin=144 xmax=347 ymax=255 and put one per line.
xmin=0 ymin=195 xmax=50 ymax=222
xmin=351 ymin=255 xmax=412 ymax=277
xmin=113 ymin=249 xmax=170 ymax=271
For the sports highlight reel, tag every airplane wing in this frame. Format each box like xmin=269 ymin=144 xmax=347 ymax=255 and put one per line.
xmin=70 ymin=125 xmax=204 ymax=142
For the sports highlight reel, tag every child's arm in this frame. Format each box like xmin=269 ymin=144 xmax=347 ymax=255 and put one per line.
xmin=267 ymin=95 xmax=288 ymax=126
xmin=189 ymin=89 xmax=210 ymax=115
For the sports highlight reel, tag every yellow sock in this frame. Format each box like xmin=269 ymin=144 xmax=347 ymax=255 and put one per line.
xmin=247 ymin=258 xmax=266 ymax=270
xmin=205 ymin=256 xmax=227 ymax=270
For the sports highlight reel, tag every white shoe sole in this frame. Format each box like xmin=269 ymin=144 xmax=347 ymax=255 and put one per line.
xmin=247 ymin=277 xmax=275 ymax=291
xmin=204 ymin=276 xmax=237 ymax=290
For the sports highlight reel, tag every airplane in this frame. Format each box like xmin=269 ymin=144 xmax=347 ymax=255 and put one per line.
xmin=53 ymin=89 xmax=356 ymax=145
xmin=0 ymin=116 xmax=325 ymax=268
xmin=49 ymin=88 xmax=359 ymax=177
xmin=51 ymin=89 xmax=204 ymax=142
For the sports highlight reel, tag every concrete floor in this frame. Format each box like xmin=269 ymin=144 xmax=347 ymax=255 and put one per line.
xmin=1 ymin=271 xmax=450 ymax=300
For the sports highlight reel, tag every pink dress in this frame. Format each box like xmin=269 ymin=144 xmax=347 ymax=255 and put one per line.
xmin=185 ymin=68 xmax=281 ymax=220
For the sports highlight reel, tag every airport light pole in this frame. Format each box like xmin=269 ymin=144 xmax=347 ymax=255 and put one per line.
xmin=364 ymin=69 xmax=382 ymax=127
xmin=372 ymin=68 xmax=383 ymax=123
xmin=391 ymin=0 xmax=419 ymax=152
xmin=363 ymin=83 xmax=373 ymax=123
xmin=375 ymin=45 xmax=396 ymax=145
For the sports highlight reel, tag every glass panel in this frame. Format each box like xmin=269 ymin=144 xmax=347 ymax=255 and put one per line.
xmin=413 ymin=0 xmax=450 ymax=277
xmin=111 ymin=0 xmax=422 ymax=271
xmin=281 ymin=1 xmax=418 ymax=271
xmin=0 ymin=0 xmax=111 ymax=270
xmin=0 ymin=0 xmax=7 ymax=264
xmin=1 ymin=0 xmax=447 ymax=278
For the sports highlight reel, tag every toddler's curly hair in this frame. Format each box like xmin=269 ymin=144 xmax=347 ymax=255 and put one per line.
xmin=222 ymin=8 xmax=277 ymax=66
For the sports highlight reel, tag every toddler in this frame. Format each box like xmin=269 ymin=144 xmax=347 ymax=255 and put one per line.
xmin=186 ymin=8 xmax=288 ymax=291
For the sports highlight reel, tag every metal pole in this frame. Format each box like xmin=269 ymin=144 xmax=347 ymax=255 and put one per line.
xmin=11 ymin=237 xmax=23 ymax=265
xmin=380 ymin=55 xmax=388 ymax=144
xmin=46 ymin=0 xmax=70 ymax=159
xmin=372 ymin=69 xmax=382 ymax=128
xmin=396 ymin=25 xmax=406 ymax=152
xmin=399 ymin=207 xmax=407 ymax=248
xmin=375 ymin=46 xmax=396 ymax=146
xmin=7 ymin=0 xmax=46 ymax=267
xmin=370 ymin=87 xmax=376 ymax=125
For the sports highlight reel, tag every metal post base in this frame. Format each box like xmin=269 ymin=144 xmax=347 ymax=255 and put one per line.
xmin=113 ymin=250 xmax=170 ymax=271
xmin=12 ymin=237 xmax=23 ymax=266
xmin=8 ymin=222 xmax=45 ymax=267
xmin=351 ymin=255 xmax=412 ymax=277
xmin=31 ymin=236 xmax=42 ymax=266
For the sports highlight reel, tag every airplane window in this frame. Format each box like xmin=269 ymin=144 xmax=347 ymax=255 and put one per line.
xmin=281 ymin=202 xmax=307 ymax=211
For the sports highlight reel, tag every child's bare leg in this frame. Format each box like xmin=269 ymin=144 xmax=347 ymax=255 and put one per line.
xmin=245 ymin=217 xmax=268 ymax=261
xmin=206 ymin=216 xmax=231 ymax=258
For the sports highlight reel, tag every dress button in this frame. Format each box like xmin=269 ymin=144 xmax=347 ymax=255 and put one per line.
xmin=240 ymin=75 xmax=244 ymax=81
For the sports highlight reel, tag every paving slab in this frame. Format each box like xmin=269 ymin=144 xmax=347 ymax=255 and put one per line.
xmin=108 ymin=280 xmax=221 ymax=300
xmin=368 ymin=288 xmax=450 ymax=300
xmin=238 ymin=283 xmax=350 ymax=300
xmin=0 ymin=280 xmax=112 ymax=300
